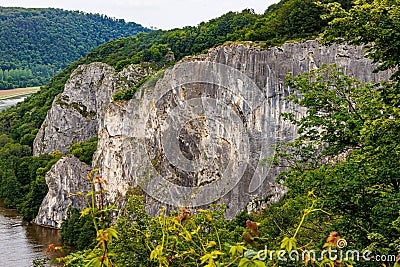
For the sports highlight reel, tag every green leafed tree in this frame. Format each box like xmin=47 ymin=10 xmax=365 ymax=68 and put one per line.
xmin=268 ymin=0 xmax=400 ymax=259
xmin=321 ymin=0 xmax=400 ymax=78
xmin=275 ymin=65 xmax=400 ymax=255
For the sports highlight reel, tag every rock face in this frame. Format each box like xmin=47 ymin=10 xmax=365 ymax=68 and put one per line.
xmin=33 ymin=62 xmax=152 ymax=155
xmin=35 ymin=40 xmax=392 ymax=227
xmin=94 ymin=40 xmax=391 ymax=218
xmin=34 ymin=156 xmax=91 ymax=228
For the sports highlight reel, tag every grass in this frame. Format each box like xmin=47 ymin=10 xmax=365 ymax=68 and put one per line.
xmin=0 ymin=86 xmax=41 ymax=100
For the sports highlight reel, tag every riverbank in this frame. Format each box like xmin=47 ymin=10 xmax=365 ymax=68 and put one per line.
xmin=0 ymin=86 xmax=41 ymax=100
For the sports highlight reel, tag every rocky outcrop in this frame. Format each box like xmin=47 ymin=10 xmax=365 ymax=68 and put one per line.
xmin=33 ymin=62 xmax=152 ymax=155
xmin=94 ymin=40 xmax=391 ymax=218
xmin=34 ymin=156 xmax=91 ymax=228
xmin=35 ymin=40 xmax=392 ymax=227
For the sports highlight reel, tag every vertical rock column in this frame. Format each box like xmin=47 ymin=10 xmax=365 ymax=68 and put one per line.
xmin=34 ymin=156 xmax=91 ymax=228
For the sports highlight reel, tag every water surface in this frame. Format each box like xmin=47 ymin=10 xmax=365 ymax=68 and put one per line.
xmin=0 ymin=199 xmax=62 ymax=266
xmin=0 ymin=96 xmax=27 ymax=111
xmin=0 ymin=93 xmax=63 ymax=266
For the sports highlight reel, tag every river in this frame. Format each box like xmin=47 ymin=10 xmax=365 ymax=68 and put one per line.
xmin=0 ymin=95 xmax=63 ymax=266
xmin=0 ymin=96 xmax=27 ymax=111
xmin=0 ymin=200 xmax=62 ymax=266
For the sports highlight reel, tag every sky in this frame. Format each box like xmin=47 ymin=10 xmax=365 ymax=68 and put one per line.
xmin=0 ymin=0 xmax=280 ymax=30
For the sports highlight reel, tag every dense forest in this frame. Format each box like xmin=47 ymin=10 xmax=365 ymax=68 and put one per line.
xmin=0 ymin=7 xmax=150 ymax=89
xmin=0 ymin=0 xmax=398 ymax=266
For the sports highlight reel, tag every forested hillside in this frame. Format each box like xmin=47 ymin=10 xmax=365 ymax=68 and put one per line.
xmin=0 ymin=7 xmax=149 ymax=89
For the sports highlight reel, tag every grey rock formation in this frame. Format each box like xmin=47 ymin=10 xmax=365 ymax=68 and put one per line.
xmin=35 ymin=40 xmax=392 ymax=227
xmin=94 ymin=40 xmax=391 ymax=218
xmin=33 ymin=62 xmax=152 ymax=155
xmin=34 ymin=156 xmax=91 ymax=228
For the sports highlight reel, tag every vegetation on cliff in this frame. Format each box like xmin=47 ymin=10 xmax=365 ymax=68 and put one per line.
xmin=0 ymin=0 xmax=399 ymax=266
xmin=0 ymin=7 xmax=150 ymax=89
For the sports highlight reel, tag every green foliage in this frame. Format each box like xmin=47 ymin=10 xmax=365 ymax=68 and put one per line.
xmin=235 ymin=0 xmax=353 ymax=46
xmin=0 ymin=140 xmax=62 ymax=220
xmin=113 ymin=69 xmax=166 ymax=101
xmin=0 ymin=7 xmax=150 ymax=89
xmin=263 ymin=0 xmax=326 ymax=40
xmin=271 ymin=64 xmax=400 ymax=262
xmin=18 ymin=173 xmax=49 ymax=221
xmin=108 ymin=197 xmax=239 ymax=266
xmin=300 ymin=0 xmax=400 ymax=257
xmin=32 ymin=257 xmax=49 ymax=267
xmin=321 ymin=0 xmax=400 ymax=79
xmin=17 ymin=151 xmax=63 ymax=221
xmin=253 ymin=1 xmax=400 ymax=258
xmin=0 ymin=68 xmax=43 ymax=89
xmin=113 ymin=76 xmax=150 ymax=101
xmin=283 ymin=64 xmax=375 ymax=156
xmin=61 ymin=207 xmax=96 ymax=250
xmin=55 ymin=172 xmax=118 ymax=266
xmin=114 ymin=44 xmax=173 ymax=72
xmin=61 ymin=193 xmax=345 ymax=267
xmin=68 ymin=137 xmax=98 ymax=165
xmin=112 ymin=86 xmax=139 ymax=102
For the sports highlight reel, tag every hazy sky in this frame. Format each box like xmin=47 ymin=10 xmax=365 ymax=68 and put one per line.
xmin=0 ymin=0 xmax=280 ymax=30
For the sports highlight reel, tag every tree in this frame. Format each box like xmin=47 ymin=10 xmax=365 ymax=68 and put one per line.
xmin=272 ymin=0 xmax=400 ymax=257
xmin=321 ymin=0 xmax=400 ymax=79
xmin=61 ymin=207 xmax=96 ymax=250
xmin=276 ymin=65 xmax=400 ymax=255
xmin=273 ymin=0 xmax=326 ymax=39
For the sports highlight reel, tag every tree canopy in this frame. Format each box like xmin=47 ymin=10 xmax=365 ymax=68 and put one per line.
xmin=321 ymin=0 xmax=400 ymax=78
xmin=269 ymin=0 xmax=400 ymax=261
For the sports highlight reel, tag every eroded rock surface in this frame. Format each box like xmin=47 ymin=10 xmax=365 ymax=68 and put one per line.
xmin=34 ymin=156 xmax=91 ymax=228
xmin=94 ymin=40 xmax=391 ymax=218
xmin=35 ymin=40 xmax=392 ymax=227
xmin=33 ymin=62 xmax=152 ymax=155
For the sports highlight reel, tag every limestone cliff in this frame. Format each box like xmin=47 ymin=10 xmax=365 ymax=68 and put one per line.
xmin=33 ymin=62 xmax=153 ymax=155
xmin=35 ymin=40 xmax=391 ymax=227
xmin=94 ymin=40 xmax=391 ymax=218
xmin=34 ymin=155 xmax=91 ymax=228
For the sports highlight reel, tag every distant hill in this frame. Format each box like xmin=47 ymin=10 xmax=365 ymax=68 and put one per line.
xmin=0 ymin=7 xmax=150 ymax=89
